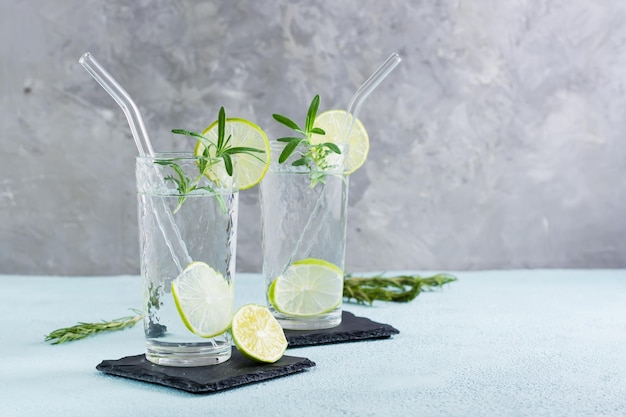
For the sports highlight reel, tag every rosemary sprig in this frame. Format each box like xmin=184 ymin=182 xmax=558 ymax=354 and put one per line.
xmin=44 ymin=310 xmax=142 ymax=345
xmin=343 ymin=273 xmax=457 ymax=305
xmin=161 ymin=106 xmax=265 ymax=213
xmin=273 ymin=95 xmax=341 ymax=187
xmin=172 ymin=107 xmax=265 ymax=178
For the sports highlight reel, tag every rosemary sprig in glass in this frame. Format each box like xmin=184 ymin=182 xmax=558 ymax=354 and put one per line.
xmin=45 ymin=274 xmax=456 ymax=345
xmin=159 ymin=106 xmax=265 ymax=213
xmin=273 ymin=95 xmax=341 ymax=187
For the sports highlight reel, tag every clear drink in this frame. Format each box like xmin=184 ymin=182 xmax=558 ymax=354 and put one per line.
xmin=136 ymin=153 xmax=238 ymax=366
xmin=260 ymin=142 xmax=348 ymax=330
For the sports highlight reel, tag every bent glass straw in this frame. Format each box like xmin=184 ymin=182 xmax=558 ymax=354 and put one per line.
xmin=339 ymin=52 xmax=402 ymax=148
xmin=79 ymin=53 xmax=154 ymax=157
xmin=285 ymin=53 xmax=402 ymax=270
xmin=79 ymin=52 xmax=191 ymax=271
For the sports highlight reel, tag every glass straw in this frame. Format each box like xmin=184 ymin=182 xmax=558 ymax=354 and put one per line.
xmin=79 ymin=53 xmax=154 ymax=157
xmin=79 ymin=52 xmax=191 ymax=271
xmin=339 ymin=52 xmax=402 ymax=148
xmin=284 ymin=52 xmax=402 ymax=270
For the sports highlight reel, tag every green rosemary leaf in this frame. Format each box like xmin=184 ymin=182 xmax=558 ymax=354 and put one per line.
xmin=172 ymin=129 xmax=215 ymax=153
xmin=222 ymin=153 xmax=233 ymax=176
xmin=170 ymin=164 xmax=188 ymax=192
xmin=276 ymin=136 xmax=302 ymax=143
xmin=273 ymin=114 xmax=302 ymax=131
xmin=217 ymin=107 xmax=226 ymax=149
xmin=223 ymin=146 xmax=265 ymax=154
xmin=310 ymin=127 xmax=325 ymax=135
xmin=323 ymin=142 xmax=341 ymax=154
xmin=198 ymin=154 xmax=207 ymax=173
xmin=279 ymin=138 xmax=303 ymax=163
xmin=305 ymin=94 xmax=320 ymax=133
xmin=171 ymin=128 xmax=203 ymax=139
xmin=291 ymin=158 xmax=308 ymax=166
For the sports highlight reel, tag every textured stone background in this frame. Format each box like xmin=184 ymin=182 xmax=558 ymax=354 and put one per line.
xmin=2 ymin=0 xmax=626 ymax=276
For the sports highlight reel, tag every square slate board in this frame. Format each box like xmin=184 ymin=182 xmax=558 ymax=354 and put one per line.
xmin=284 ymin=311 xmax=400 ymax=347
xmin=97 ymin=348 xmax=315 ymax=394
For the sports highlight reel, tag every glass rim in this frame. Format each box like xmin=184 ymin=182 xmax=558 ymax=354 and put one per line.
xmin=135 ymin=152 xmax=239 ymax=194
xmin=136 ymin=152 xmax=198 ymax=161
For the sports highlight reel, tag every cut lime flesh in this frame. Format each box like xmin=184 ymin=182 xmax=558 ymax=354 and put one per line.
xmin=268 ymin=258 xmax=344 ymax=317
xmin=231 ymin=304 xmax=288 ymax=363
xmin=171 ymin=262 xmax=233 ymax=338
xmin=310 ymin=110 xmax=369 ymax=174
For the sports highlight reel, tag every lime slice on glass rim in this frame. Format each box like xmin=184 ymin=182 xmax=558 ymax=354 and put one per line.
xmin=231 ymin=304 xmax=288 ymax=363
xmin=197 ymin=118 xmax=271 ymax=190
xmin=310 ymin=110 xmax=369 ymax=175
xmin=268 ymin=258 xmax=344 ymax=317
xmin=171 ymin=262 xmax=233 ymax=338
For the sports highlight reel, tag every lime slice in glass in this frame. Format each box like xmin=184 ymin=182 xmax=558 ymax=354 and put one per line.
xmin=198 ymin=118 xmax=271 ymax=190
xmin=268 ymin=258 xmax=344 ymax=317
xmin=231 ymin=304 xmax=288 ymax=363
xmin=310 ymin=110 xmax=369 ymax=175
xmin=171 ymin=261 xmax=233 ymax=338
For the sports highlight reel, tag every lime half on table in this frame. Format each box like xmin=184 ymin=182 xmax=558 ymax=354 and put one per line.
xmin=268 ymin=258 xmax=344 ymax=317
xmin=231 ymin=304 xmax=288 ymax=363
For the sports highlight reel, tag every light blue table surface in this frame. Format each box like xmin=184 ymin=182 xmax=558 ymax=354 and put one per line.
xmin=1 ymin=270 xmax=625 ymax=417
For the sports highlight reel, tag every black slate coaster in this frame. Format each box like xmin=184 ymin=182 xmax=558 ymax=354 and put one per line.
xmin=284 ymin=311 xmax=399 ymax=347
xmin=96 ymin=347 xmax=315 ymax=394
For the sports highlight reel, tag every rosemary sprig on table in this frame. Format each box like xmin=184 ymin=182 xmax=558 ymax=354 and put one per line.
xmin=343 ymin=273 xmax=457 ymax=305
xmin=45 ymin=274 xmax=457 ymax=345
xmin=44 ymin=310 xmax=142 ymax=345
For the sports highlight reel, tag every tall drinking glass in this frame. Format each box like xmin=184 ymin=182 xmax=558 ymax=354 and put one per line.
xmin=136 ymin=153 xmax=238 ymax=366
xmin=260 ymin=142 xmax=348 ymax=330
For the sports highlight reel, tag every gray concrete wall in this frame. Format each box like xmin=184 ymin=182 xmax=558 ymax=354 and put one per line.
xmin=1 ymin=0 xmax=625 ymax=276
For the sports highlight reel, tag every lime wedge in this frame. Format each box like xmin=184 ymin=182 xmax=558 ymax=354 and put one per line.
xmin=268 ymin=258 xmax=344 ymax=317
xmin=171 ymin=262 xmax=233 ymax=338
xmin=231 ymin=304 xmax=288 ymax=363
xmin=310 ymin=110 xmax=369 ymax=174
xmin=198 ymin=118 xmax=270 ymax=190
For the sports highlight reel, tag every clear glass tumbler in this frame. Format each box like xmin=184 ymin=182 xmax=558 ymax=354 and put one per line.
xmin=136 ymin=153 xmax=238 ymax=366
xmin=260 ymin=142 xmax=348 ymax=330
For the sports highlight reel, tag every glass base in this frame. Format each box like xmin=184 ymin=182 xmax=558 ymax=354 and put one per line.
xmin=145 ymin=339 xmax=231 ymax=367
xmin=273 ymin=308 xmax=342 ymax=330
